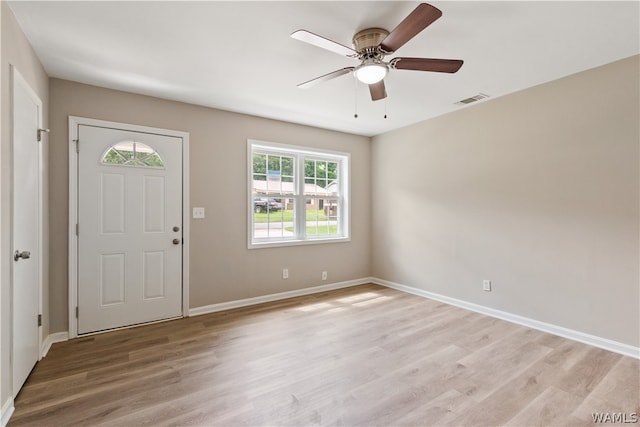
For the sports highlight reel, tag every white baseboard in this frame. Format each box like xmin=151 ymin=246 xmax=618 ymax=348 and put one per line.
xmin=42 ymin=332 xmax=69 ymax=358
xmin=1 ymin=397 xmax=14 ymax=427
xmin=189 ymin=278 xmax=370 ymax=316
xmin=373 ymin=278 xmax=640 ymax=360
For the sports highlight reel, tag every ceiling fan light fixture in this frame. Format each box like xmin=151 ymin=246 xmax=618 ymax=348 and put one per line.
xmin=354 ymin=61 xmax=388 ymax=84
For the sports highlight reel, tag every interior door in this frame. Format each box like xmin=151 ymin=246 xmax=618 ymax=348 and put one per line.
xmin=77 ymin=125 xmax=183 ymax=334
xmin=12 ymin=68 xmax=42 ymax=394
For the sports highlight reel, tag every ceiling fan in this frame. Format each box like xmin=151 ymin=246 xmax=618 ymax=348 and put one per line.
xmin=291 ymin=3 xmax=463 ymax=101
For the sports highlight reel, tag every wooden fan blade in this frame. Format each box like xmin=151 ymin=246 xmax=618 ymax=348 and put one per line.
xmin=291 ymin=30 xmax=357 ymax=57
xmin=369 ymin=80 xmax=387 ymax=101
xmin=380 ymin=3 xmax=442 ymax=54
xmin=390 ymin=57 xmax=463 ymax=73
xmin=297 ymin=67 xmax=355 ymax=89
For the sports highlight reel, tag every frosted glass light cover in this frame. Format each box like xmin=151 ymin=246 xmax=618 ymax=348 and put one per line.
xmin=355 ymin=63 xmax=388 ymax=84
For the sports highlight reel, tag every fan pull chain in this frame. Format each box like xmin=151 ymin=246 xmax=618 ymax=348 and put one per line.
xmin=353 ymin=76 xmax=358 ymax=118
xmin=384 ymin=98 xmax=388 ymax=119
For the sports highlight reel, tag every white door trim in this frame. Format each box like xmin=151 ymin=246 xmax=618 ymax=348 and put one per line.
xmin=10 ymin=65 xmax=44 ymax=383
xmin=68 ymin=116 xmax=190 ymax=338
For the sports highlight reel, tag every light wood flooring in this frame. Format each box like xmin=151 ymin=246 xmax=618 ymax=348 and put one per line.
xmin=9 ymin=284 xmax=640 ymax=426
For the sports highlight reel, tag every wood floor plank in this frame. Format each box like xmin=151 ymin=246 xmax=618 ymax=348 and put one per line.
xmin=8 ymin=284 xmax=639 ymax=426
xmin=570 ymin=355 xmax=640 ymax=422
xmin=589 ymin=356 xmax=640 ymax=412
xmin=553 ymin=346 xmax=622 ymax=398
xmin=505 ymin=385 xmax=584 ymax=426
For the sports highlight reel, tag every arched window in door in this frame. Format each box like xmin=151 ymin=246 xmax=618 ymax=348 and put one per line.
xmin=101 ymin=141 xmax=164 ymax=168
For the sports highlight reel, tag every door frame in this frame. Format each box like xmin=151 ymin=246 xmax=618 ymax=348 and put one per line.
xmin=68 ymin=116 xmax=190 ymax=338
xmin=10 ymin=65 xmax=44 ymax=377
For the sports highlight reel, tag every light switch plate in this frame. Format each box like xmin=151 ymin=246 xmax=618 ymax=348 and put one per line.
xmin=192 ymin=207 xmax=205 ymax=219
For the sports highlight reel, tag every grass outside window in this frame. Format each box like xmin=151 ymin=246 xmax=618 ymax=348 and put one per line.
xmin=253 ymin=209 xmax=328 ymax=223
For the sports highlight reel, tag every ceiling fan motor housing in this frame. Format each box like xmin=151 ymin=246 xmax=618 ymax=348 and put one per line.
xmin=352 ymin=28 xmax=389 ymax=60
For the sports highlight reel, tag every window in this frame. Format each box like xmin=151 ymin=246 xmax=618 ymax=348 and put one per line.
xmin=248 ymin=140 xmax=350 ymax=248
xmin=101 ymin=141 xmax=164 ymax=168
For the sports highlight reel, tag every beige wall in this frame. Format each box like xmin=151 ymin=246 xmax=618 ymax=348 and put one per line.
xmin=48 ymin=79 xmax=372 ymax=332
xmin=371 ymin=55 xmax=640 ymax=347
xmin=1 ymin=0 xmax=50 ymax=413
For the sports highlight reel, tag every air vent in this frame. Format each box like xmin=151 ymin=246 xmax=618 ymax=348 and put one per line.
xmin=455 ymin=93 xmax=490 ymax=105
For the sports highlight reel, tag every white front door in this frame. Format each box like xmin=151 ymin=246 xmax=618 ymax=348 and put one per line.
xmin=12 ymin=68 xmax=42 ymax=394
xmin=77 ymin=125 xmax=183 ymax=334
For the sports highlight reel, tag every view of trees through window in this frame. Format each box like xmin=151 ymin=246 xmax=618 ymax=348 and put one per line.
xmin=304 ymin=159 xmax=338 ymax=189
xmin=252 ymin=154 xmax=338 ymax=188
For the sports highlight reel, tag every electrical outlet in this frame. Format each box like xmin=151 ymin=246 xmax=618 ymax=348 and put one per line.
xmin=321 ymin=271 xmax=328 ymax=281
xmin=282 ymin=268 xmax=289 ymax=279
xmin=483 ymin=280 xmax=491 ymax=292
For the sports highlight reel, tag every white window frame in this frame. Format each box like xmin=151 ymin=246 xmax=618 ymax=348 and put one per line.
xmin=248 ymin=139 xmax=350 ymax=249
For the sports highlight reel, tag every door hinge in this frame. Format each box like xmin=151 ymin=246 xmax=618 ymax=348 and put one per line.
xmin=37 ymin=128 xmax=50 ymax=142
xmin=76 ymin=223 xmax=79 ymax=236
xmin=38 ymin=314 xmax=42 ymax=327
xmin=76 ymin=306 xmax=79 ymax=318
xmin=74 ymin=139 xmax=79 ymax=153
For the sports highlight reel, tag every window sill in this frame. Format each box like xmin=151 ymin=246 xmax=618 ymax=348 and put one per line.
xmin=248 ymin=236 xmax=351 ymax=250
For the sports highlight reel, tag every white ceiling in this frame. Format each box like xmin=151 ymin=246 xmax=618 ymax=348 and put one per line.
xmin=8 ymin=1 xmax=639 ymax=137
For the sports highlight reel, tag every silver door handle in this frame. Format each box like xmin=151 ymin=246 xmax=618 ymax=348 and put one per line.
xmin=172 ymin=238 xmax=181 ymax=245
xmin=14 ymin=250 xmax=31 ymax=261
